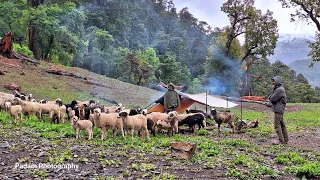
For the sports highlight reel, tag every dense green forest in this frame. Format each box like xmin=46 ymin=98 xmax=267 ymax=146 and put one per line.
xmin=1 ymin=0 xmax=319 ymax=102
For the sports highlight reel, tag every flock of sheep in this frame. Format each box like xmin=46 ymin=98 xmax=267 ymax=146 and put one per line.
xmin=0 ymin=90 xmax=250 ymax=141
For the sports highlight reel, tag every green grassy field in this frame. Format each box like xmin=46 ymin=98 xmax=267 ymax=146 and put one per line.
xmin=1 ymin=59 xmax=319 ymax=179
xmin=0 ymin=103 xmax=319 ymax=179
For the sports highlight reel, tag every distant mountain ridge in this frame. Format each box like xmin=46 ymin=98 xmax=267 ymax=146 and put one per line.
xmin=268 ymin=34 xmax=314 ymax=64
xmin=289 ymin=59 xmax=320 ymax=87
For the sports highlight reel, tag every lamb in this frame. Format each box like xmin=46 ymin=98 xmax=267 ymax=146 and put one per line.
xmin=8 ymin=105 xmax=23 ymax=125
xmin=64 ymin=100 xmax=78 ymax=120
xmin=4 ymin=101 xmax=11 ymax=111
xmin=210 ymin=109 xmax=235 ymax=133
xmin=238 ymin=119 xmax=259 ymax=130
xmin=71 ymin=116 xmax=93 ymax=140
xmin=117 ymin=111 xmax=150 ymax=141
xmin=146 ymin=112 xmax=169 ymax=131
xmin=93 ymin=109 xmax=124 ymax=140
xmin=67 ymin=107 xmax=75 ymax=119
xmin=247 ymin=119 xmax=259 ymax=128
xmin=156 ymin=119 xmax=176 ymax=136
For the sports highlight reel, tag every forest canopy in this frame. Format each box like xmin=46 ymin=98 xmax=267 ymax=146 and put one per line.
xmin=1 ymin=0 xmax=319 ymax=102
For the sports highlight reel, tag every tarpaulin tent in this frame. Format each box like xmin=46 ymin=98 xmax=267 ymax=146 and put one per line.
xmin=147 ymin=91 xmax=238 ymax=113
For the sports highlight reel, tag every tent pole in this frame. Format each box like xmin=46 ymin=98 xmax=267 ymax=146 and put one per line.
xmin=241 ymin=97 xmax=243 ymax=121
xmin=226 ymin=95 xmax=228 ymax=109
xmin=206 ymin=91 xmax=208 ymax=115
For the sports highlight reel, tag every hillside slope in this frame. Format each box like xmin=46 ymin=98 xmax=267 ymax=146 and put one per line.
xmin=0 ymin=57 xmax=163 ymax=107
xmin=289 ymin=59 xmax=320 ymax=87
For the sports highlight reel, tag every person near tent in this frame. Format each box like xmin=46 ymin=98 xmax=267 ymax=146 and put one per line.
xmin=163 ymin=83 xmax=180 ymax=113
xmin=264 ymin=76 xmax=289 ymax=145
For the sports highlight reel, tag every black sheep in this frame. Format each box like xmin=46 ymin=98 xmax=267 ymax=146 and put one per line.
xmin=178 ymin=113 xmax=206 ymax=133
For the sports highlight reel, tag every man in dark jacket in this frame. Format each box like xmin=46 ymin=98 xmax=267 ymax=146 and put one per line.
xmin=163 ymin=83 xmax=181 ymax=113
xmin=264 ymin=76 xmax=289 ymax=145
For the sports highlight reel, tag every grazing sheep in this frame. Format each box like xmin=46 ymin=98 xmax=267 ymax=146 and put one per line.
xmin=210 ymin=109 xmax=235 ymax=133
xmin=71 ymin=116 xmax=93 ymax=140
xmin=186 ymin=109 xmax=210 ymax=118
xmin=169 ymin=111 xmax=206 ymax=133
xmin=8 ymin=105 xmax=23 ymax=125
xmin=93 ymin=109 xmax=124 ymax=140
xmin=12 ymin=97 xmax=40 ymax=119
xmin=118 ymin=111 xmax=150 ymax=141
xmin=156 ymin=119 xmax=176 ymax=136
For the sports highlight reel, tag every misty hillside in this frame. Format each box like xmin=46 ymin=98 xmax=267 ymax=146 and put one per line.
xmin=289 ymin=59 xmax=320 ymax=87
xmin=268 ymin=36 xmax=312 ymax=64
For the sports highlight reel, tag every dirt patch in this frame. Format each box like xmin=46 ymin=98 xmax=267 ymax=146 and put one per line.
xmin=287 ymin=128 xmax=320 ymax=151
xmin=0 ymin=57 xmax=23 ymax=69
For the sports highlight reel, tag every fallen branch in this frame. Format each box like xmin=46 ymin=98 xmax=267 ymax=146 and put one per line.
xmin=13 ymin=50 xmax=39 ymax=65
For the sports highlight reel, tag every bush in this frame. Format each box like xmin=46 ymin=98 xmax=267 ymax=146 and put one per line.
xmin=13 ymin=44 xmax=33 ymax=57
xmin=285 ymin=162 xmax=320 ymax=178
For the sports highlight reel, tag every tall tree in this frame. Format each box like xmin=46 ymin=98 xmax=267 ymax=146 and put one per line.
xmin=241 ymin=9 xmax=278 ymax=95
xmin=221 ymin=0 xmax=254 ymax=57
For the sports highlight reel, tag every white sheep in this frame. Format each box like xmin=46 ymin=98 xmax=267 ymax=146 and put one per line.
xmin=12 ymin=97 xmax=40 ymax=119
xmin=59 ymin=105 xmax=66 ymax=123
xmin=118 ymin=111 xmax=150 ymax=141
xmin=93 ymin=109 xmax=125 ymax=140
xmin=4 ymin=101 xmax=11 ymax=111
xmin=67 ymin=107 xmax=75 ymax=119
xmin=71 ymin=116 xmax=93 ymax=140
xmin=8 ymin=105 xmax=23 ymax=125
xmin=0 ymin=92 xmax=15 ymax=111
xmin=38 ymin=103 xmax=60 ymax=121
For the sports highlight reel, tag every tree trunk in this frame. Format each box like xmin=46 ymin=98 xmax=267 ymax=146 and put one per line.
xmin=44 ymin=34 xmax=54 ymax=61
xmin=28 ymin=0 xmax=45 ymax=8
xmin=28 ymin=19 xmax=40 ymax=59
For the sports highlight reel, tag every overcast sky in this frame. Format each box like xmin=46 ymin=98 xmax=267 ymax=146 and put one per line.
xmin=173 ymin=0 xmax=317 ymax=36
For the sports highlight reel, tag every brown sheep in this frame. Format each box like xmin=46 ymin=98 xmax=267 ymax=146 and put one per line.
xmin=71 ymin=116 xmax=93 ymax=140
xmin=93 ymin=109 xmax=124 ymax=140
xmin=210 ymin=109 xmax=235 ymax=133
xmin=118 ymin=111 xmax=150 ymax=141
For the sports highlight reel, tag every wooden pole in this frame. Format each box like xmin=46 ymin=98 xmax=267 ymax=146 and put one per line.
xmin=240 ymin=96 xmax=243 ymax=121
xmin=206 ymin=91 xmax=208 ymax=115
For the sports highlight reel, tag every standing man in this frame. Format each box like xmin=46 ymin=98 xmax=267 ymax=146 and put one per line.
xmin=163 ymin=83 xmax=181 ymax=113
xmin=264 ymin=76 xmax=289 ymax=145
